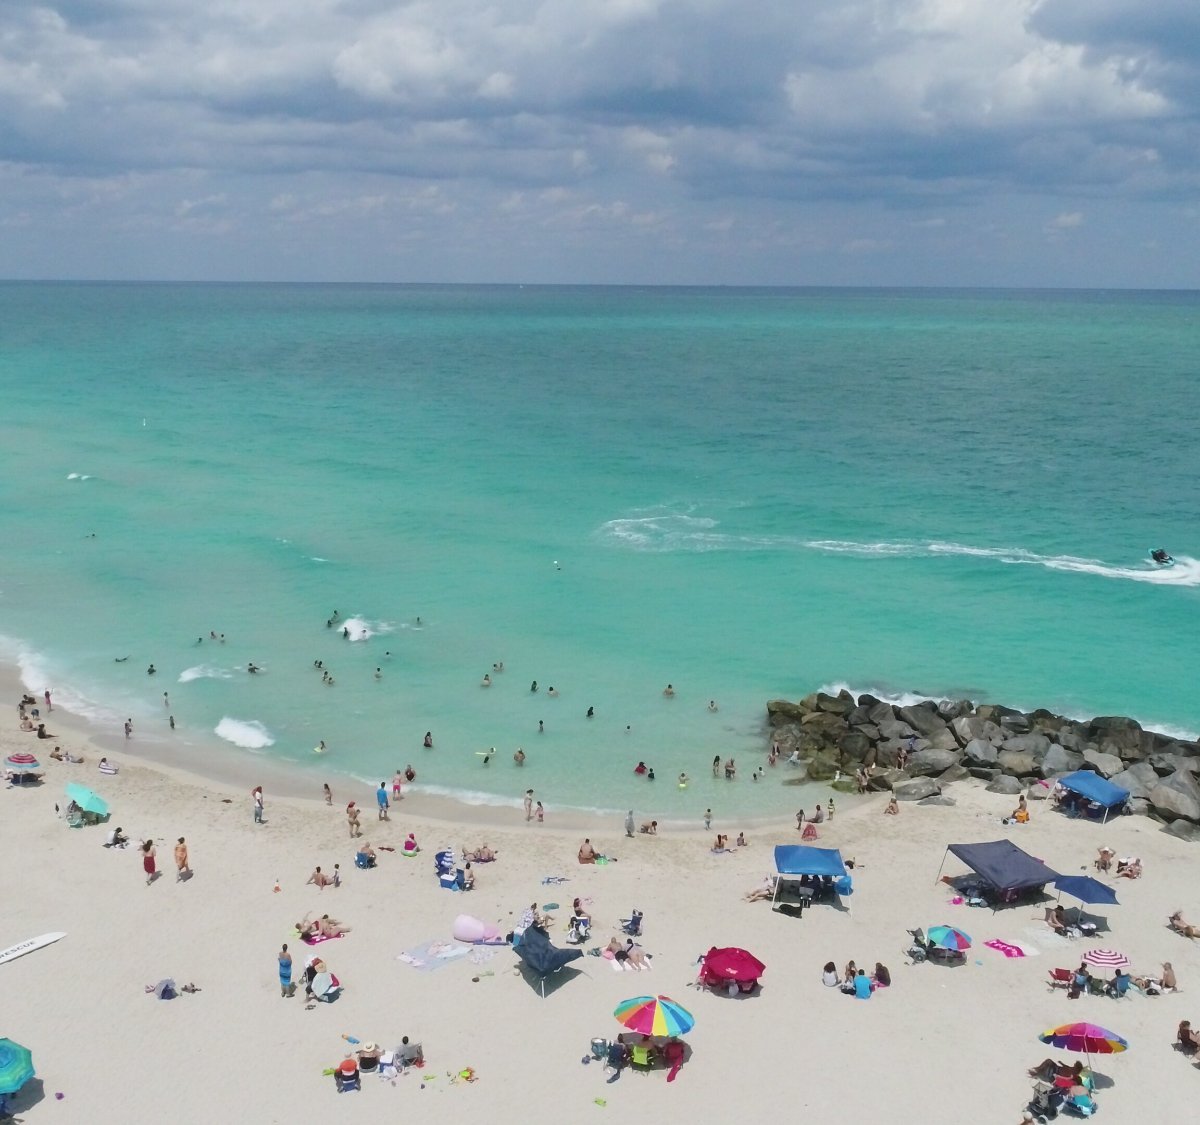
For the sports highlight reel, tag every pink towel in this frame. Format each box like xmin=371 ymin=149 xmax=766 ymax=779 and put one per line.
xmin=301 ymin=932 xmax=344 ymax=946
xmin=984 ymin=939 xmax=1025 ymax=958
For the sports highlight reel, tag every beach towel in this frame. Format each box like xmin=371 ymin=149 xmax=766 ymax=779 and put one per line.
xmin=301 ymin=932 xmax=344 ymax=946
xmin=541 ymin=876 xmax=569 ymax=885
xmin=398 ymin=940 xmax=473 ymax=972
xmin=610 ymin=957 xmax=652 ymax=972
xmin=985 ymin=939 xmax=1026 ymax=959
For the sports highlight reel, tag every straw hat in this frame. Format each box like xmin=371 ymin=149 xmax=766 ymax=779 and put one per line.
xmin=361 ymin=1042 xmax=378 ymax=1053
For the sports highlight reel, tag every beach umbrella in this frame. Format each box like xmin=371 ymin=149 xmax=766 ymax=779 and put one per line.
xmin=614 ymin=995 xmax=695 ymax=1037
xmin=926 ymin=925 xmax=972 ymax=951
xmin=700 ymin=947 xmax=766 ymax=983
xmin=1082 ymin=948 xmax=1129 ymax=970
xmin=1054 ymin=876 xmax=1118 ymax=907
xmin=5 ymin=752 xmax=40 ymax=773
xmin=64 ymin=782 xmax=109 ymax=817
xmin=311 ymin=971 xmax=339 ymax=999
xmin=0 ymin=1038 xmax=35 ymax=1096
xmin=151 ymin=979 xmax=177 ymax=1000
xmin=1038 ymin=1022 xmax=1128 ymax=1057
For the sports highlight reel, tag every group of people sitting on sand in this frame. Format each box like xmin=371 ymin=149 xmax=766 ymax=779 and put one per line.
xmin=462 ymin=844 xmax=496 ymax=862
xmin=822 ymin=959 xmax=889 ymax=998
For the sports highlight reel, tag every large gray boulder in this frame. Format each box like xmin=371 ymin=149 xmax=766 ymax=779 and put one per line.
xmin=815 ymin=690 xmax=854 ymax=715
xmin=1081 ymin=749 xmax=1124 ymax=778
xmin=1088 ymin=716 xmax=1145 ymax=756
xmin=999 ymin=713 xmax=1031 ymax=734
xmin=986 ymin=774 xmax=1025 ymax=795
xmin=767 ymin=699 xmax=808 ymax=724
xmin=1026 ymin=783 xmax=1050 ymax=801
xmin=866 ymin=701 xmax=895 ymax=726
xmin=997 ymin=749 xmax=1035 ymax=777
xmin=951 ymin=715 xmax=988 ymax=746
xmin=1148 ymin=770 xmax=1200 ymax=823
xmin=898 ymin=704 xmax=950 ymax=738
xmin=937 ymin=764 xmax=971 ymax=785
xmin=1107 ymin=762 xmax=1158 ymax=800
xmin=963 ymin=739 xmax=999 ymax=767
xmin=852 ymin=723 xmax=881 ymax=743
xmin=1027 ymin=708 xmax=1070 ymax=735
xmin=936 ymin=699 xmax=974 ymax=721
xmin=1000 ymin=733 xmax=1052 ymax=761
xmin=846 ymin=705 xmax=874 ymax=727
xmin=1055 ymin=727 xmax=1089 ymax=753
xmin=1147 ymin=752 xmax=1185 ymax=777
xmin=1039 ymin=744 xmax=1083 ymax=778
xmin=877 ymin=717 xmax=917 ymax=742
xmin=906 ymin=748 xmax=963 ymax=777
xmin=894 ymin=777 xmax=940 ymax=801
xmin=968 ymin=767 xmax=1001 ymax=780
xmin=919 ymin=794 xmax=957 ymax=807
xmin=875 ymin=738 xmax=927 ymax=768
xmin=1166 ymin=819 xmax=1200 ymax=843
xmin=838 ymin=731 xmax=873 ymax=763
xmin=924 ymin=728 xmax=962 ymax=752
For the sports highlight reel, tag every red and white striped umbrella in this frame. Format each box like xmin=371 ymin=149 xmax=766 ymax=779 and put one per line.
xmin=5 ymin=752 xmax=40 ymax=772
xmin=1083 ymin=948 xmax=1130 ymax=969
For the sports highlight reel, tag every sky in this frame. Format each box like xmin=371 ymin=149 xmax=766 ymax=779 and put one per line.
xmin=1 ymin=0 xmax=1198 ymax=286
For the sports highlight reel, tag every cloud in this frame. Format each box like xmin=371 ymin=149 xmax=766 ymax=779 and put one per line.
xmin=1050 ymin=210 xmax=1085 ymax=228
xmin=0 ymin=0 xmax=1196 ymax=282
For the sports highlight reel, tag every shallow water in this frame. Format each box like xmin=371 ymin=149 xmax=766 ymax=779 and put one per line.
xmin=1 ymin=283 xmax=1197 ymax=816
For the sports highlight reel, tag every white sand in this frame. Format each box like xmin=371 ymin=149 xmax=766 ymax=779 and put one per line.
xmin=4 ymin=687 xmax=1199 ymax=1123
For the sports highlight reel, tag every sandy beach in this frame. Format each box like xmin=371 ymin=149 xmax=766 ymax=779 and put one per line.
xmin=4 ymin=676 xmax=1199 ymax=1124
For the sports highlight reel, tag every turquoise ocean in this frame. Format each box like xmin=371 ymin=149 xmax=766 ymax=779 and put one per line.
xmin=1 ymin=283 xmax=1198 ymax=818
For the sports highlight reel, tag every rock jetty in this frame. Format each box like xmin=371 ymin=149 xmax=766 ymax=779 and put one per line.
xmin=768 ymin=690 xmax=1200 ymax=839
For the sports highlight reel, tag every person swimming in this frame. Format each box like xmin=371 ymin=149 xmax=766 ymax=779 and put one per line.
xmin=634 ymin=761 xmax=647 ymax=775
xmin=423 ymin=732 xmax=433 ymax=748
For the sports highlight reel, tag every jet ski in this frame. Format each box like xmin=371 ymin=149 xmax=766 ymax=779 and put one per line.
xmin=1150 ymin=548 xmax=1174 ymax=566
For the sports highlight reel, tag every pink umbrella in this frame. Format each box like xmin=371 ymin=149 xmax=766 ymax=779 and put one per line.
xmin=1082 ymin=948 xmax=1129 ymax=969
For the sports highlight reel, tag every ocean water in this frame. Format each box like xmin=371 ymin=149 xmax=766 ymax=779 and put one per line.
xmin=1 ymin=283 xmax=1198 ymax=817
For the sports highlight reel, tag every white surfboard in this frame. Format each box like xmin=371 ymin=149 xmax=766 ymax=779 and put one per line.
xmin=0 ymin=931 xmax=66 ymax=966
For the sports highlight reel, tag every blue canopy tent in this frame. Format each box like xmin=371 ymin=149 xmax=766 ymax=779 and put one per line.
xmin=771 ymin=846 xmax=851 ymax=912
xmin=1056 ymin=771 xmax=1129 ymax=823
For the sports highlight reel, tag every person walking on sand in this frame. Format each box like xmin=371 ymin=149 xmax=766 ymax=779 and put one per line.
xmin=704 ymin=808 xmax=712 ymax=831
xmin=252 ymin=786 xmax=265 ymax=824
xmin=174 ymin=837 xmax=190 ymax=881
xmin=392 ymin=771 xmax=403 ymax=801
xmin=523 ymin=789 xmax=534 ymax=821
xmin=376 ymin=782 xmax=390 ymax=821
xmin=44 ymin=689 xmax=52 ymax=712
xmin=278 ymin=943 xmax=294 ymax=998
xmin=346 ymin=802 xmax=361 ymax=838
xmin=142 ymin=839 xmax=157 ymax=885
xmin=323 ymin=783 xmax=332 ymax=806
xmin=625 ymin=810 xmax=635 ymax=838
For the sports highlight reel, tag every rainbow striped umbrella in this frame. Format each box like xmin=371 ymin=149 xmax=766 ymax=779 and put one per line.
xmin=1038 ymin=1022 xmax=1128 ymax=1056
xmin=613 ymin=995 xmax=695 ymax=1037
xmin=926 ymin=925 xmax=972 ymax=951
xmin=5 ymin=752 xmax=40 ymax=773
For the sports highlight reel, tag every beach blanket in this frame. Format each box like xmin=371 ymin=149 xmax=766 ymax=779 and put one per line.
xmin=468 ymin=946 xmax=497 ymax=965
xmin=541 ymin=875 xmax=569 ymax=885
xmin=300 ymin=932 xmax=344 ymax=946
xmin=398 ymin=940 xmax=473 ymax=972
xmin=610 ymin=958 xmax=653 ymax=972
xmin=985 ymin=939 xmax=1026 ymax=959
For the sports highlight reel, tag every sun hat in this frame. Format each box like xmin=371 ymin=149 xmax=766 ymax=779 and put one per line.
xmin=361 ymin=1042 xmax=378 ymax=1053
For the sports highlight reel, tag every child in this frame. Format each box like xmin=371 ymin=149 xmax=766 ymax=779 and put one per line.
xmin=536 ymin=801 xmax=544 ymax=824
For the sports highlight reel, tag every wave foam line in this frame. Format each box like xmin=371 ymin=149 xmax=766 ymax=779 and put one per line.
xmin=179 ymin=664 xmax=233 ymax=683
xmin=596 ymin=516 xmax=1200 ymax=587
xmin=214 ymin=717 xmax=275 ymax=749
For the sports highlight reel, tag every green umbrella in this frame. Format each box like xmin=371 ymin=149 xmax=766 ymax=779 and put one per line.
xmin=65 ymin=782 xmax=109 ymax=817
xmin=0 ymin=1038 xmax=34 ymax=1095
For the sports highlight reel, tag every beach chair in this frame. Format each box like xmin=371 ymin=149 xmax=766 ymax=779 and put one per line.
xmin=620 ymin=910 xmax=643 ymax=937
xmin=629 ymin=1043 xmax=656 ymax=1071
xmin=65 ymin=809 xmax=86 ymax=828
xmin=1107 ymin=975 xmax=1132 ymax=1000
xmin=353 ymin=852 xmax=375 ymax=870
xmin=1048 ymin=967 xmax=1073 ymax=990
xmin=604 ymin=1041 xmax=628 ymax=1075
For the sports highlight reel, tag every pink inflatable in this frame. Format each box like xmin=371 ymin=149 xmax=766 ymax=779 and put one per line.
xmin=452 ymin=914 xmax=504 ymax=944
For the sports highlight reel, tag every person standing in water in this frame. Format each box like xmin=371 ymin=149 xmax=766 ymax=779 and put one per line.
xmin=523 ymin=789 xmax=534 ymax=821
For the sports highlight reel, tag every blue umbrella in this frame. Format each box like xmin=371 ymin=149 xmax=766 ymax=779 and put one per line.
xmin=65 ymin=782 xmax=109 ymax=818
xmin=0 ymin=1038 xmax=35 ymax=1095
xmin=1054 ymin=876 xmax=1119 ymax=907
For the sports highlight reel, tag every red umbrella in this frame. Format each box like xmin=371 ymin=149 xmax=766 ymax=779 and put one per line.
xmin=700 ymin=946 xmax=765 ymax=983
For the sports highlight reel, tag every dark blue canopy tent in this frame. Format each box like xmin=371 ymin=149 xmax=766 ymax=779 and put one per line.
xmin=938 ymin=840 xmax=1059 ymax=908
xmin=1056 ymin=771 xmax=1129 ymax=823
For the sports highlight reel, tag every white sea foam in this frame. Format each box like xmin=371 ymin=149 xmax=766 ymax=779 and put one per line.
xmin=339 ymin=616 xmax=394 ymax=642
xmin=599 ymin=514 xmax=1200 ymax=588
xmin=817 ymin=681 xmax=1199 ymax=742
xmin=214 ymin=717 xmax=275 ymax=749
xmin=178 ymin=664 xmax=233 ymax=683
xmin=66 ymin=472 xmax=92 ymax=481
